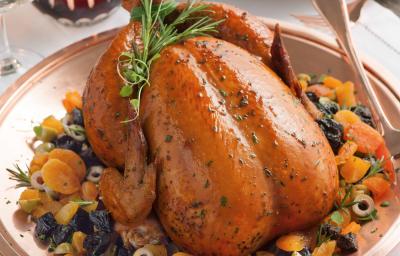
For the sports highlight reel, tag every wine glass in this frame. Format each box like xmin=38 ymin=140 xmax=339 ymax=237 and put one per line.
xmin=0 ymin=0 xmax=42 ymax=78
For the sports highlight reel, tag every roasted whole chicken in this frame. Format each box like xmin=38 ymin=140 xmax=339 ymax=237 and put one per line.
xmin=83 ymin=1 xmax=338 ymax=254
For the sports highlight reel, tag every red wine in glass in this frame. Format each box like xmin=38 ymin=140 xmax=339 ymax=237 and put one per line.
xmin=33 ymin=0 xmax=121 ymax=26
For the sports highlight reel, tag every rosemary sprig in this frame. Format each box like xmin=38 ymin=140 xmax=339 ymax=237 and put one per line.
xmin=6 ymin=164 xmax=31 ymax=188
xmin=118 ymin=0 xmax=223 ymax=119
xmin=363 ymin=156 xmax=384 ymax=181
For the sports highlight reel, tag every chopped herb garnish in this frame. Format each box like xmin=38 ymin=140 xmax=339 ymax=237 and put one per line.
xmin=380 ymin=201 xmax=390 ymax=207
xmin=6 ymin=164 xmax=31 ymax=188
xmin=251 ymin=132 xmax=259 ymax=144
xmin=206 ymin=160 xmax=213 ymax=167
xmin=219 ymin=89 xmax=227 ymax=97
xmin=165 ymin=135 xmax=173 ymax=142
xmin=234 ymin=114 xmax=244 ymax=121
xmin=220 ymin=196 xmax=228 ymax=207
xmin=204 ymin=179 xmax=210 ymax=188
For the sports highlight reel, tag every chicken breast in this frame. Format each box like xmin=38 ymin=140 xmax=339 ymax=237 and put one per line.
xmin=140 ymin=37 xmax=338 ymax=254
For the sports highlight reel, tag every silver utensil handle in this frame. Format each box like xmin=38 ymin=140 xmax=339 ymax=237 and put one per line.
xmin=311 ymin=0 xmax=394 ymax=134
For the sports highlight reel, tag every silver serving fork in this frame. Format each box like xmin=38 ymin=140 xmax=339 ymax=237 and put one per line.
xmin=312 ymin=0 xmax=400 ymax=169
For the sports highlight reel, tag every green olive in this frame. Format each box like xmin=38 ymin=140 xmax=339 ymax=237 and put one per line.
xmin=34 ymin=142 xmax=55 ymax=154
xmin=37 ymin=126 xmax=58 ymax=142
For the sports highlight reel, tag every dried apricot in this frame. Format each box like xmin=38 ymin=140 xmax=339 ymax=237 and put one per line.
xmin=19 ymin=188 xmax=40 ymax=213
xmin=344 ymin=122 xmax=384 ymax=154
xmin=334 ymin=110 xmax=360 ymax=129
xmin=335 ymin=141 xmax=358 ymax=165
xmin=63 ymin=91 xmax=82 ymax=113
xmin=306 ymin=85 xmax=335 ymax=100
xmin=49 ymin=148 xmax=86 ymax=181
xmin=323 ymin=76 xmax=342 ymax=89
xmin=340 ymin=156 xmax=371 ymax=183
xmin=72 ymin=231 xmax=87 ymax=254
xmin=341 ymin=221 xmax=361 ymax=235
xmin=41 ymin=116 xmax=64 ymax=135
xmin=312 ymin=240 xmax=336 ymax=256
xmin=276 ymin=233 xmax=307 ymax=252
xmin=55 ymin=202 xmax=80 ymax=225
xmin=363 ymin=175 xmax=391 ymax=201
xmin=336 ymin=81 xmax=356 ymax=107
xmin=81 ymin=181 xmax=99 ymax=201
xmin=29 ymin=153 xmax=49 ymax=175
xmin=42 ymin=159 xmax=80 ymax=195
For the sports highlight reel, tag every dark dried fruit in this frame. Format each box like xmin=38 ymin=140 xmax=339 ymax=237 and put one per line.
xmin=52 ymin=224 xmax=74 ymax=246
xmin=34 ymin=212 xmax=58 ymax=241
xmin=317 ymin=99 xmax=339 ymax=116
xmin=337 ymin=232 xmax=358 ymax=253
xmin=71 ymin=108 xmax=84 ymax=126
xmin=89 ymin=210 xmax=112 ymax=233
xmin=83 ymin=232 xmax=112 ymax=256
xmin=53 ymin=135 xmax=82 ymax=153
xmin=70 ymin=208 xmax=93 ymax=234
xmin=320 ymin=223 xmax=341 ymax=240
xmin=115 ymin=236 xmax=132 ymax=256
xmin=351 ymin=105 xmax=375 ymax=128
xmin=316 ymin=118 xmax=344 ymax=154
xmin=306 ymin=91 xmax=319 ymax=103
xmin=80 ymin=146 xmax=103 ymax=167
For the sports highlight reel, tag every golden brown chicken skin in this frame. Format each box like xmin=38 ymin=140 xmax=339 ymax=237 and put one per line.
xmin=84 ymin=2 xmax=274 ymax=169
xmin=83 ymin=2 xmax=339 ymax=255
xmin=83 ymin=23 xmax=142 ymax=169
xmin=139 ymin=37 xmax=338 ymax=254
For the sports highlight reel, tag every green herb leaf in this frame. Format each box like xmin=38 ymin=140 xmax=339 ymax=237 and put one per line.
xmin=33 ymin=126 xmax=42 ymax=137
xmin=120 ymin=85 xmax=133 ymax=97
xmin=220 ymin=196 xmax=228 ymax=207
xmin=165 ymin=135 xmax=173 ymax=142
xmin=380 ymin=201 xmax=390 ymax=207
xmin=330 ymin=210 xmax=344 ymax=225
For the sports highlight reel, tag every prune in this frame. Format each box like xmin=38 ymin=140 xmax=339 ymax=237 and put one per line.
xmin=89 ymin=210 xmax=112 ymax=233
xmin=337 ymin=232 xmax=358 ymax=253
xmin=320 ymin=223 xmax=341 ymax=240
xmin=351 ymin=105 xmax=375 ymax=128
xmin=53 ymin=135 xmax=82 ymax=153
xmin=70 ymin=208 xmax=93 ymax=234
xmin=80 ymin=146 xmax=103 ymax=167
xmin=306 ymin=91 xmax=319 ymax=103
xmin=316 ymin=118 xmax=344 ymax=154
xmin=35 ymin=212 xmax=58 ymax=241
xmin=83 ymin=232 xmax=112 ymax=256
xmin=71 ymin=108 xmax=84 ymax=126
xmin=317 ymin=98 xmax=339 ymax=116
xmin=52 ymin=224 xmax=74 ymax=246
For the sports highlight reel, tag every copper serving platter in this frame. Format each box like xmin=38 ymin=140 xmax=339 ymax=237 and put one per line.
xmin=0 ymin=21 xmax=399 ymax=256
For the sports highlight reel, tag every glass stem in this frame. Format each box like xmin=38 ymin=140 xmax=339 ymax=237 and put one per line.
xmin=0 ymin=14 xmax=11 ymax=60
